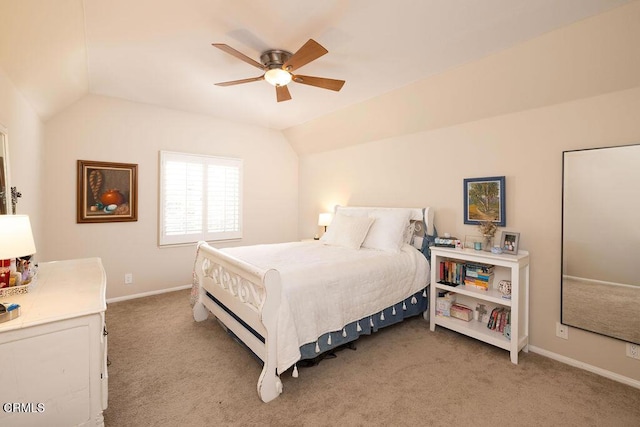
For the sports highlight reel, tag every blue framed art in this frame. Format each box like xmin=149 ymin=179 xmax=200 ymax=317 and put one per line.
xmin=463 ymin=176 xmax=506 ymax=226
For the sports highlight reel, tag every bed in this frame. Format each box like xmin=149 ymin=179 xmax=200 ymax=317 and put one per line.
xmin=191 ymin=206 xmax=435 ymax=402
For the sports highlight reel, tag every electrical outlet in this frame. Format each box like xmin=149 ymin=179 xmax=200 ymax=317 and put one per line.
xmin=627 ymin=343 xmax=640 ymax=360
xmin=124 ymin=273 xmax=133 ymax=285
xmin=556 ymin=322 xmax=569 ymax=340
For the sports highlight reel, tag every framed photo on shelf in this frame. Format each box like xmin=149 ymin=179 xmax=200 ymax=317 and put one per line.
xmin=77 ymin=160 xmax=138 ymax=223
xmin=463 ymin=176 xmax=506 ymax=226
xmin=500 ymin=231 xmax=520 ymax=254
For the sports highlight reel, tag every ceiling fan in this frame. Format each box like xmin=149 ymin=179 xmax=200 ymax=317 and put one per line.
xmin=212 ymin=39 xmax=345 ymax=102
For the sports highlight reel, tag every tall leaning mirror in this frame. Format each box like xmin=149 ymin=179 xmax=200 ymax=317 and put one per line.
xmin=0 ymin=126 xmax=9 ymax=215
xmin=562 ymin=144 xmax=640 ymax=344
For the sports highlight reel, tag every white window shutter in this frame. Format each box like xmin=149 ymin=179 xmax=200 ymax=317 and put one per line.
xmin=159 ymin=151 xmax=242 ymax=245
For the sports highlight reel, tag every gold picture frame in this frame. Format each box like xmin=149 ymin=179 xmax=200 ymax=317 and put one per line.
xmin=77 ymin=160 xmax=138 ymax=223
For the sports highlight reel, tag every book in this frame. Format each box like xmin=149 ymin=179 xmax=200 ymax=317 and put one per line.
xmin=464 ymin=270 xmax=493 ymax=280
xmin=463 ymin=270 xmax=494 ymax=290
xmin=465 ymin=280 xmax=490 ymax=291
xmin=464 ymin=262 xmax=495 ymax=274
xmin=488 ymin=307 xmax=504 ymax=329
xmin=499 ymin=309 xmax=510 ymax=332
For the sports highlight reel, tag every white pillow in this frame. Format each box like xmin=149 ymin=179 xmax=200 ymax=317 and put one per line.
xmin=320 ymin=213 xmax=374 ymax=249
xmin=362 ymin=209 xmax=411 ymax=252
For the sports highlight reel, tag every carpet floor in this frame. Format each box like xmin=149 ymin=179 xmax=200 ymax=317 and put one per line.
xmin=103 ymin=289 xmax=640 ymax=426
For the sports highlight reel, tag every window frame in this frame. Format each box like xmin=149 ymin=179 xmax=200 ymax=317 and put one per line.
xmin=159 ymin=150 xmax=243 ymax=246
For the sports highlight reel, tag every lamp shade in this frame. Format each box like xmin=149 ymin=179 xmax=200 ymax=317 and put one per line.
xmin=318 ymin=213 xmax=333 ymax=227
xmin=264 ymin=68 xmax=292 ymax=86
xmin=0 ymin=215 xmax=36 ymax=259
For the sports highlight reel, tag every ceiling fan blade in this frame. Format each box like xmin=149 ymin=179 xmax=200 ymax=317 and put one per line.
xmin=212 ymin=43 xmax=264 ymax=70
xmin=292 ymin=75 xmax=345 ymax=92
xmin=283 ymin=39 xmax=328 ymax=72
xmin=276 ymin=85 xmax=292 ymax=102
xmin=215 ymin=76 xmax=265 ymax=87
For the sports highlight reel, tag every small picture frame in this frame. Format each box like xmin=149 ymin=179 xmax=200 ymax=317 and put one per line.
xmin=500 ymin=231 xmax=520 ymax=254
xmin=77 ymin=160 xmax=138 ymax=223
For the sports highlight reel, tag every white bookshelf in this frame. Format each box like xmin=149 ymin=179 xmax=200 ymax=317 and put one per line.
xmin=429 ymin=246 xmax=530 ymax=364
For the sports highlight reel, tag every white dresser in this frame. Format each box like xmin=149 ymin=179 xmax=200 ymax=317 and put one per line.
xmin=0 ymin=258 xmax=108 ymax=426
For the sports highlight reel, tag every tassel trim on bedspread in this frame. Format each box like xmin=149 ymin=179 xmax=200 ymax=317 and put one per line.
xmin=297 ymin=287 xmax=428 ymax=365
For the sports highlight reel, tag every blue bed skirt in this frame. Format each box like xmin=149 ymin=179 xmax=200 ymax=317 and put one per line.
xmin=299 ymin=287 xmax=428 ymax=360
xmin=206 ymin=286 xmax=429 ymax=367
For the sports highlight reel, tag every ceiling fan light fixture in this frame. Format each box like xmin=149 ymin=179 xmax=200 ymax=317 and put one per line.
xmin=264 ymin=68 xmax=292 ymax=86
xmin=213 ymin=40 xmax=344 ymax=101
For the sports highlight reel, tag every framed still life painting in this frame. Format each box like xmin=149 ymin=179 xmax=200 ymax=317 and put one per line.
xmin=77 ymin=160 xmax=138 ymax=223
xmin=463 ymin=176 xmax=506 ymax=226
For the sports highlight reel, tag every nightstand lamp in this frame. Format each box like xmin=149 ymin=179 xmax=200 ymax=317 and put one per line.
xmin=0 ymin=215 xmax=37 ymax=288
xmin=318 ymin=213 xmax=333 ymax=232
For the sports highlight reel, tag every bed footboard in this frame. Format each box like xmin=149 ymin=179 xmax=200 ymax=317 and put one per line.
xmin=192 ymin=241 xmax=283 ymax=403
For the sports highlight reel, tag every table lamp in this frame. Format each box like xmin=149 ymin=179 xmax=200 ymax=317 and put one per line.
xmin=0 ymin=215 xmax=36 ymax=288
xmin=318 ymin=213 xmax=333 ymax=232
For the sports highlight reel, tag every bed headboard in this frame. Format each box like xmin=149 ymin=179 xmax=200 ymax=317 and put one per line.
xmin=334 ymin=206 xmax=434 ymax=237
xmin=335 ymin=206 xmax=435 ymax=236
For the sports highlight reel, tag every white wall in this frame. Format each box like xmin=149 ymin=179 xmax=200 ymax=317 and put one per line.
xmin=0 ymin=67 xmax=44 ymax=247
xmin=285 ymin=1 xmax=640 ymax=155
xmin=298 ymin=87 xmax=640 ymax=382
xmin=44 ymin=95 xmax=298 ymax=299
xmin=293 ymin=3 xmax=640 ymax=383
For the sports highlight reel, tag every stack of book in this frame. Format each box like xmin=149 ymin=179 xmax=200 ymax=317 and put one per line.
xmin=439 ymin=260 xmax=465 ymax=286
xmin=487 ymin=307 xmax=510 ymax=336
xmin=464 ymin=262 xmax=495 ymax=290
xmin=434 ymin=237 xmax=461 ymax=248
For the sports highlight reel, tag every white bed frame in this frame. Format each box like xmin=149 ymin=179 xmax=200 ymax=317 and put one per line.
xmin=192 ymin=206 xmax=433 ymax=402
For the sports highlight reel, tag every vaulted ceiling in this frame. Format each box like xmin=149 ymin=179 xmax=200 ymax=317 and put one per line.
xmin=0 ymin=0 xmax=632 ymax=130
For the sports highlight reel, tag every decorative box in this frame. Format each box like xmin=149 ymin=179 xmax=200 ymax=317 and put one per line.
xmin=0 ymin=302 xmax=20 ymax=323
xmin=436 ymin=298 xmax=452 ymax=317
xmin=436 ymin=292 xmax=456 ymax=316
xmin=450 ymin=303 xmax=474 ymax=321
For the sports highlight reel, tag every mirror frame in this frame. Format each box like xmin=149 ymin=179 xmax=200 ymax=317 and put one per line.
xmin=0 ymin=124 xmax=10 ymax=215
xmin=561 ymin=143 xmax=640 ymax=345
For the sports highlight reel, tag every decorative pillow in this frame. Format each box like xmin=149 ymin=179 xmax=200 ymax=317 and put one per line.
xmin=403 ymin=221 xmax=417 ymax=245
xmin=362 ymin=209 xmax=411 ymax=252
xmin=320 ymin=213 xmax=375 ymax=249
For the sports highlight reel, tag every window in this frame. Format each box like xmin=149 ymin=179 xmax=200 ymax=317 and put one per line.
xmin=159 ymin=151 xmax=242 ymax=246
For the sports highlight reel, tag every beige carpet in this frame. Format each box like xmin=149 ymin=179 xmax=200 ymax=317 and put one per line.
xmin=103 ymin=289 xmax=640 ymax=426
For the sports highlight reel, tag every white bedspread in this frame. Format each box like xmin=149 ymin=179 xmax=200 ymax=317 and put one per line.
xmin=223 ymin=241 xmax=430 ymax=374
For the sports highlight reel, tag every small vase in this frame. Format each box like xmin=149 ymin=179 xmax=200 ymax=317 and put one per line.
xmin=482 ymin=234 xmax=493 ymax=252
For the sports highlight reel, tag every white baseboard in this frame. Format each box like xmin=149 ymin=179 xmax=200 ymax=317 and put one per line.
xmin=528 ymin=345 xmax=640 ymax=389
xmin=106 ymin=284 xmax=191 ymax=304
